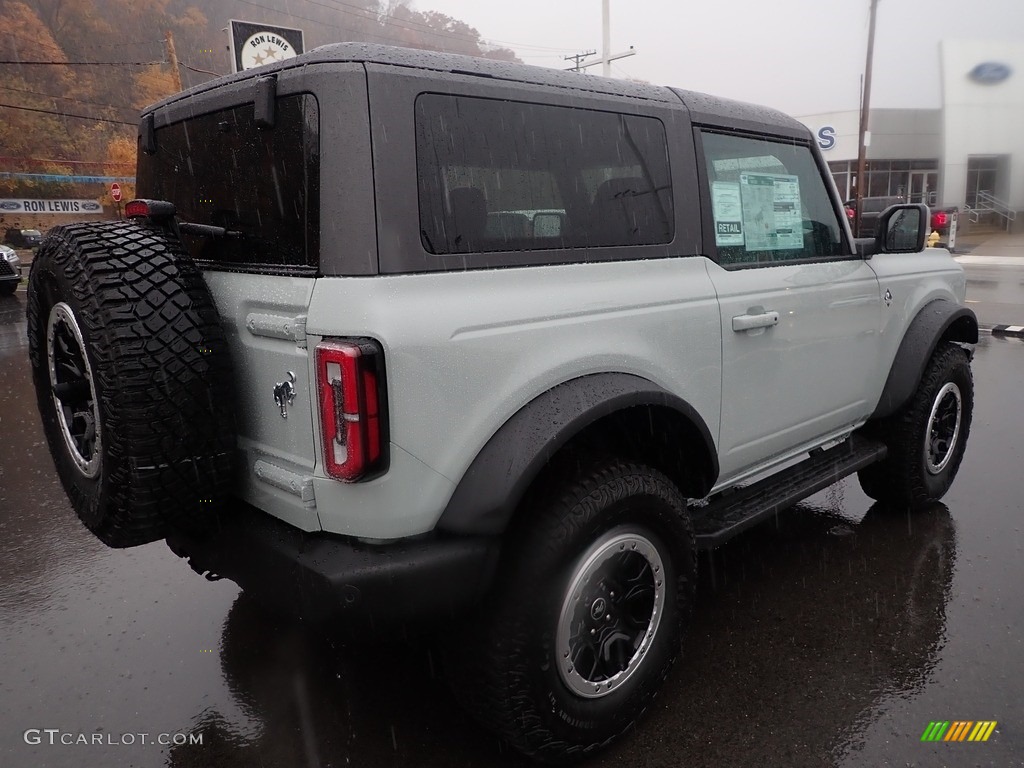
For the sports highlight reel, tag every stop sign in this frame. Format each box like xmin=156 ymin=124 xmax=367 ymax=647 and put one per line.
xmin=110 ymin=183 xmax=122 ymax=203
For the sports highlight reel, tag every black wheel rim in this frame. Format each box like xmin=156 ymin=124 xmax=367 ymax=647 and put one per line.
xmin=557 ymin=530 xmax=665 ymax=699
xmin=46 ymin=302 xmax=102 ymax=478
xmin=924 ymin=382 xmax=961 ymax=475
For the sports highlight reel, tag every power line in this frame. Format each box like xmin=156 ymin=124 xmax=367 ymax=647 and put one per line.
xmin=0 ymin=84 xmax=137 ymax=115
xmin=0 ymin=102 xmax=135 ymax=126
xmin=0 ymin=156 xmax=134 ymax=167
xmin=5 ymin=30 xmax=163 ymax=51
xmin=179 ymin=61 xmax=220 ymax=77
xmin=0 ymin=60 xmax=163 ymax=66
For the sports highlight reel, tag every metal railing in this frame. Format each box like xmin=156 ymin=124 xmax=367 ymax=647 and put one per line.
xmin=967 ymin=190 xmax=1016 ymax=228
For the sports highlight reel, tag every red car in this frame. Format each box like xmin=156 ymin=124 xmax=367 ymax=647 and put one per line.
xmin=845 ymin=199 xmax=955 ymax=240
xmin=930 ymin=208 xmax=955 ymax=238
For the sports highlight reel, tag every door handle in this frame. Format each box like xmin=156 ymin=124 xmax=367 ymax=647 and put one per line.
xmin=732 ymin=310 xmax=779 ymax=332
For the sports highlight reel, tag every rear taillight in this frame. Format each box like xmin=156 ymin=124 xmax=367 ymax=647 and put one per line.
xmin=845 ymin=206 xmax=855 ymax=222
xmin=315 ymin=339 xmax=388 ymax=482
xmin=125 ymin=198 xmax=176 ymax=222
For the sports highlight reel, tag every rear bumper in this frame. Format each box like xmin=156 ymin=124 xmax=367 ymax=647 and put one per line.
xmin=166 ymin=503 xmax=500 ymax=628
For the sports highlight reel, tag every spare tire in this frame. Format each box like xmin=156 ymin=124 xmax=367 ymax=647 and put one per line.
xmin=26 ymin=221 xmax=236 ymax=548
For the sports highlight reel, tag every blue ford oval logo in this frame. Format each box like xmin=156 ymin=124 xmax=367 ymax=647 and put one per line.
xmin=969 ymin=62 xmax=1011 ymax=84
xmin=81 ymin=202 xmax=101 ymax=211
xmin=0 ymin=201 xmax=20 ymax=211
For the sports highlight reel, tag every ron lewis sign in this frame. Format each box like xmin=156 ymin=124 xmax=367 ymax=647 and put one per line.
xmin=0 ymin=199 xmax=103 ymax=214
xmin=229 ymin=20 xmax=304 ymax=73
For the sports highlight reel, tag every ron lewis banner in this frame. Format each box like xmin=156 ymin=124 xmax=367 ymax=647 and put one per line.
xmin=0 ymin=199 xmax=104 ymax=214
xmin=229 ymin=20 xmax=304 ymax=73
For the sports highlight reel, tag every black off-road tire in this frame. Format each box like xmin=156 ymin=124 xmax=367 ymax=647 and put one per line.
xmin=858 ymin=343 xmax=972 ymax=507
xmin=26 ymin=221 xmax=236 ymax=548
xmin=0 ymin=280 xmax=17 ymax=296
xmin=447 ymin=460 xmax=695 ymax=763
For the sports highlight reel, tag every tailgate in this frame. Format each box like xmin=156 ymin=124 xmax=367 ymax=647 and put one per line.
xmin=204 ymin=272 xmax=320 ymax=532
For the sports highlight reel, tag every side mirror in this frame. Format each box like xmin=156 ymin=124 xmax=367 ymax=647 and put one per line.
xmin=532 ymin=212 xmax=564 ymax=238
xmin=878 ymin=203 xmax=928 ymax=253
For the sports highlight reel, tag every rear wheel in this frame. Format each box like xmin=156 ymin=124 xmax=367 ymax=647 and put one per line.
xmin=447 ymin=460 xmax=695 ymax=762
xmin=27 ymin=221 xmax=236 ymax=547
xmin=858 ymin=342 xmax=972 ymax=507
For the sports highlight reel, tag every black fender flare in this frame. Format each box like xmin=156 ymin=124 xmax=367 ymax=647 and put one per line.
xmin=871 ymin=299 xmax=978 ymax=420
xmin=436 ymin=372 xmax=718 ymax=536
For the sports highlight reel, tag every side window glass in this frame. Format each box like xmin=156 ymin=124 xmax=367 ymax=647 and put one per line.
xmin=700 ymin=131 xmax=842 ymax=266
xmin=415 ymin=94 xmax=673 ymax=255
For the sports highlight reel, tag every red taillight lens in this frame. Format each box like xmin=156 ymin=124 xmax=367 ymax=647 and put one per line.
xmin=125 ymin=200 xmax=150 ymax=218
xmin=315 ymin=339 xmax=387 ymax=482
xmin=845 ymin=206 xmax=855 ymax=222
xmin=125 ymin=198 xmax=176 ymax=220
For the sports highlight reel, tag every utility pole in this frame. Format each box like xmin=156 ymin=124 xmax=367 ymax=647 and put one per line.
xmin=165 ymin=30 xmax=183 ymax=92
xmin=602 ymin=0 xmax=611 ymax=77
xmin=576 ymin=0 xmax=636 ymax=78
xmin=564 ymin=50 xmax=597 ymax=72
xmin=855 ymin=0 xmax=879 ymax=237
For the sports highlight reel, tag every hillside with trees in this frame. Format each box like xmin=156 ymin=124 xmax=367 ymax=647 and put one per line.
xmin=0 ymin=0 xmax=518 ymax=207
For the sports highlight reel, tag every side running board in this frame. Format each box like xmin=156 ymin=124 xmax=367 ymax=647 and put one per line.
xmin=691 ymin=436 xmax=887 ymax=550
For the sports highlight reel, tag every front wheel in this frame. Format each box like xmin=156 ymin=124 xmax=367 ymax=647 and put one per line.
xmin=858 ymin=342 xmax=973 ymax=506
xmin=447 ymin=460 xmax=695 ymax=762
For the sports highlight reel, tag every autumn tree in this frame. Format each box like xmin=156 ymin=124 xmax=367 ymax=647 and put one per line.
xmin=97 ymin=134 xmax=136 ymax=208
xmin=2 ymin=0 xmax=522 ymax=205
xmin=0 ymin=1 xmax=87 ymax=197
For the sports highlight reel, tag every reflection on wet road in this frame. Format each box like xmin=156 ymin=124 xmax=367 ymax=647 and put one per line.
xmin=2 ymin=290 xmax=1022 ymax=767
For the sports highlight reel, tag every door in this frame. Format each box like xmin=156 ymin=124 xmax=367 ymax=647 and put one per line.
xmin=697 ymin=130 xmax=884 ymax=483
xmin=908 ymin=170 xmax=929 ymax=204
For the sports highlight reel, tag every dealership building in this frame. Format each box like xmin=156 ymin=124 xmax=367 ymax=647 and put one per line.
xmin=798 ymin=39 xmax=1023 ymax=230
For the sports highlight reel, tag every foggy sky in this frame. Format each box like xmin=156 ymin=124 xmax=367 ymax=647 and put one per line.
xmin=417 ymin=0 xmax=1024 ymax=116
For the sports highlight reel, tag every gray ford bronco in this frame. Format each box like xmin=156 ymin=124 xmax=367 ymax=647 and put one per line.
xmin=27 ymin=43 xmax=977 ymax=762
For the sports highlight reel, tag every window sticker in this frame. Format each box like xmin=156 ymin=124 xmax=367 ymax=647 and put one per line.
xmin=738 ymin=172 xmax=803 ymax=251
xmin=713 ymin=155 xmax=788 ymax=173
xmin=711 ymin=181 xmax=744 ymax=246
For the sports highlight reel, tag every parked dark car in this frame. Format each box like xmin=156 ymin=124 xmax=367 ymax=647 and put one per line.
xmin=4 ymin=228 xmax=43 ymax=249
xmin=846 ymin=198 xmax=954 ymax=242
xmin=845 ymin=196 xmax=904 ymax=238
xmin=0 ymin=244 xmax=22 ymax=295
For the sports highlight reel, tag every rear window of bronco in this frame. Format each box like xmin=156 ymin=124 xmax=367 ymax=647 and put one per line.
xmin=136 ymin=94 xmax=320 ymax=273
xmin=415 ymin=94 xmax=674 ymax=255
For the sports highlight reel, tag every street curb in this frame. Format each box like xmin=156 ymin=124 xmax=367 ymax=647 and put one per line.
xmin=990 ymin=325 xmax=1024 ymax=338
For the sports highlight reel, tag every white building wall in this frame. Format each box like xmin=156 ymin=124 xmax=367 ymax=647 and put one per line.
xmin=798 ymin=111 xmax=860 ymax=161
xmin=940 ymin=40 xmax=1024 ymax=210
xmin=797 ymin=110 xmax=940 ymax=164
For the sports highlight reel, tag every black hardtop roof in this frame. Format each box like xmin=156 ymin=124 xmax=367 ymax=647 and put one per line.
xmin=142 ymin=42 xmax=808 ymax=139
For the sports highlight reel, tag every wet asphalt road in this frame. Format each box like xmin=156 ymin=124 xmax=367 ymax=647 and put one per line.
xmin=2 ymin=284 xmax=1024 ymax=768
xmin=958 ymin=255 xmax=1024 ymax=327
